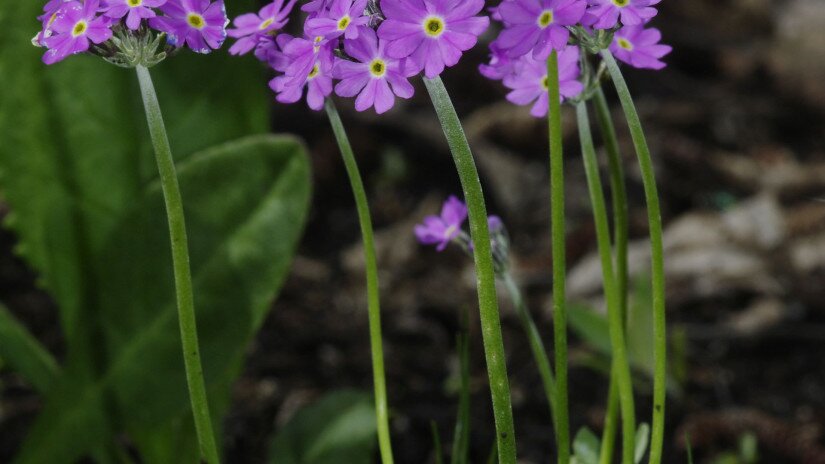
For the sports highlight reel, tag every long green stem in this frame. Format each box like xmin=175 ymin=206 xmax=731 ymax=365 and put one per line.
xmin=424 ymin=76 xmax=517 ymax=464
xmin=602 ymin=50 xmax=667 ymax=464
xmin=501 ymin=273 xmax=557 ymax=429
xmin=135 ymin=65 xmax=220 ymax=464
xmin=593 ymin=86 xmax=630 ymax=464
xmin=547 ymin=50 xmax=570 ymax=464
xmin=324 ymin=99 xmax=395 ymax=464
xmin=576 ymin=101 xmax=636 ymax=464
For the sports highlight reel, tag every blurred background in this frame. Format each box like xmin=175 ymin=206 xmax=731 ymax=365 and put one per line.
xmin=2 ymin=0 xmax=825 ymax=463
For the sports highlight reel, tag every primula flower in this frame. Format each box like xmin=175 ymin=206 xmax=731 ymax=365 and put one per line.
xmin=149 ymin=0 xmax=228 ymax=53
xmin=496 ymin=0 xmax=586 ymax=59
xmin=377 ymin=0 xmax=490 ymax=79
xmin=227 ymin=0 xmax=298 ymax=55
xmin=102 ymin=0 xmax=167 ymax=30
xmin=415 ymin=195 xmax=468 ymax=251
xmin=269 ymin=36 xmax=334 ymax=110
xmin=275 ymin=34 xmax=332 ymax=86
xmin=610 ymin=25 xmax=671 ymax=70
xmin=333 ymin=28 xmax=415 ymax=114
xmin=583 ymin=0 xmax=660 ymax=30
xmin=302 ymin=0 xmax=331 ymax=13
xmin=305 ymin=0 xmax=369 ymax=40
xmin=41 ymin=0 xmax=113 ymax=65
xmin=479 ymin=41 xmax=516 ymax=81
xmin=502 ymin=45 xmax=583 ymax=117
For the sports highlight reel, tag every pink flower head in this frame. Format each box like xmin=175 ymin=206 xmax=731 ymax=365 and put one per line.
xmin=305 ymin=0 xmax=369 ymax=40
xmin=102 ymin=0 xmax=167 ymax=30
xmin=583 ymin=0 xmax=660 ymax=30
xmin=609 ymin=25 xmax=671 ymax=70
xmin=227 ymin=0 xmax=298 ymax=55
xmin=377 ymin=0 xmax=490 ymax=79
xmin=495 ymin=0 xmax=586 ymax=59
xmin=502 ymin=45 xmax=583 ymax=117
xmin=42 ymin=0 xmax=113 ymax=65
xmin=415 ymin=195 xmax=468 ymax=251
xmin=149 ymin=0 xmax=229 ymax=53
xmin=333 ymin=28 xmax=416 ymax=114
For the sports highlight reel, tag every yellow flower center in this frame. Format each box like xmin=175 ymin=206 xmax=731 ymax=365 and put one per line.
xmin=313 ymin=35 xmax=323 ymax=52
xmin=47 ymin=12 xmax=58 ymax=27
xmin=423 ymin=16 xmax=445 ymax=37
xmin=612 ymin=0 xmax=629 ymax=7
xmin=541 ymin=76 xmax=549 ymax=91
xmin=307 ymin=63 xmax=320 ymax=79
xmin=337 ymin=15 xmax=351 ymax=31
xmin=369 ymin=59 xmax=386 ymax=77
xmin=187 ymin=13 xmax=205 ymax=29
xmin=617 ymin=38 xmax=633 ymax=50
xmin=72 ymin=20 xmax=87 ymax=37
xmin=538 ymin=10 xmax=554 ymax=28
xmin=445 ymin=225 xmax=457 ymax=238
xmin=259 ymin=18 xmax=274 ymax=30
xmin=127 ymin=0 xmax=143 ymax=7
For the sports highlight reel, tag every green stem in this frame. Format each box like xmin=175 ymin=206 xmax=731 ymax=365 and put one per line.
xmin=324 ymin=99 xmax=395 ymax=464
xmin=424 ymin=76 xmax=517 ymax=464
xmin=602 ymin=50 xmax=667 ymax=464
xmin=135 ymin=65 xmax=220 ymax=464
xmin=576 ymin=101 xmax=636 ymax=464
xmin=593 ymin=86 xmax=630 ymax=464
xmin=547 ymin=50 xmax=570 ymax=464
xmin=501 ymin=273 xmax=557 ymax=430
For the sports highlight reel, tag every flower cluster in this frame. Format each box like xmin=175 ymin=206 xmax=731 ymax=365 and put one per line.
xmin=34 ymin=0 xmax=229 ymax=65
xmin=481 ymin=0 xmax=672 ymax=117
xmin=227 ymin=0 xmax=490 ymax=113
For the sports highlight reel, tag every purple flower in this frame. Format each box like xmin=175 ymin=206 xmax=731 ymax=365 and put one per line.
xmin=269 ymin=35 xmax=334 ymax=110
xmin=41 ymin=0 xmax=113 ymax=65
xmin=38 ymin=0 xmax=72 ymax=28
xmin=479 ymin=41 xmax=515 ymax=81
xmin=302 ymin=0 xmax=331 ymax=13
xmin=333 ymin=28 xmax=415 ymax=114
xmin=502 ymin=45 xmax=583 ymax=117
xmin=149 ymin=0 xmax=228 ymax=53
xmin=275 ymin=34 xmax=332 ymax=86
xmin=227 ymin=0 xmax=298 ymax=55
xmin=495 ymin=0 xmax=586 ymax=59
xmin=582 ymin=0 xmax=660 ymax=29
xmin=102 ymin=0 xmax=167 ymax=30
xmin=305 ymin=0 xmax=369 ymax=40
xmin=609 ymin=25 xmax=671 ymax=70
xmin=415 ymin=195 xmax=468 ymax=251
xmin=377 ymin=0 xmax=490 ymax=79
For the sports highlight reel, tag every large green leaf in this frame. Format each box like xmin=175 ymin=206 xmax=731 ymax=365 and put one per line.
xmin=0 ymin=303 xmax=59 ymax=393
xmin=269 ymin=391 xmax=378 ymax=464
xmin=13 ymin=135 xmax=311 ymax=463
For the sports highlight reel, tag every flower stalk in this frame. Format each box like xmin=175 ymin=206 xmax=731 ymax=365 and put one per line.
xmin=602 ymin=50 xmax=667 ymax=464
xmin=423 ymin=76 xmax=517 ymax=464
xmin=324 ymin=99 xmax=395 ymax=464
xmin=135 ymin=64 xmax=220 ymax=464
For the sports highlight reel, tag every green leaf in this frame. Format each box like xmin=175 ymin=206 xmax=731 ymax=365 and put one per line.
xmin=634 ymin=423 xmax=650 ymax=464
xmin=572 ymin=427 xmax=601 ymax=464
xmin=0 ymin=303 xmax=60 ymax=393
xmin=13 ymin=135 xmax=311 ymax=463
xmin=269 ymin=390 xmax=378 ymax=464
xmin=568 ymin=303 xmax=612 ymax=355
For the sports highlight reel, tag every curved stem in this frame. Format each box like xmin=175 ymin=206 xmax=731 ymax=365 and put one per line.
xmin=324 ymin=99 xmax=395 ymax=464
xmin=547 ymin=50 xmax=570 ymax=464
xmin=501 ymin=273 xmax=557 ymax=429
xmin=576 ymin=101 xmax=636 ymax=464
xmin=424 ymin=76 xmax=517 ymax=464
xmin=135 ymin=65 xmax=220 ymax=464
xmin=601 ymin=50 xmax=667 ymax=464
xmin=593 ymin=86 xmax=630 ymax=464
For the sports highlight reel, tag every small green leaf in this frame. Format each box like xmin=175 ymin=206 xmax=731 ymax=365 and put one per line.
xmin=572 ymin=427 xmax=601 ymax=464
xmin=0 ymin=304 xmax=59 ymax=393
xmin=739 ymin=432 xmax=758 ymax=464
xmin=634 ymin=423 xmax=650 ymax=464
xmin=568 ymin=303 xmax=612 ymax=355
xmin=269 ymin=390 xmax=378 ymax=464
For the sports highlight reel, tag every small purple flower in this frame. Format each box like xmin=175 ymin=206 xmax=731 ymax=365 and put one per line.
xmin=275 ymin=34 xmax=332 ymax=87
xmin=302 ymin=0 xmax=331 ymax=13
xmin=102 ymin=0 xmax=167 ymax=31
xmin=305 ymin=0 xmax=369 ymax=40
xmin=149 ymin=0 xmax=228 ymax=53
xmin=415 ymin=195 xmax=468 ymax=251
xmin=38 ymin=0 xmax=72 ymax=29
xmin=479 ymin=41 xmax=516 ymax=81
xmin=377 ymin=0 xmax=490 ymax=79
xmin=269 ymin=35 xmax=334 ymax=110
xmin=227 ymin=0 xmax=298 ymax=55
xmin=582 ymin=0 xmax=660 ymax=30
xmin=333 ymin=28 xmax=415 ymax=114
xmin=609 ymin=25 xmax=671 ymax=70
xmin=502 ymin=45 xmax=583 ymax=117
xmin=496 ymin=0 xmax=586 ymax=59
xmin=42 ymin=0 xmax=113 ymax=65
